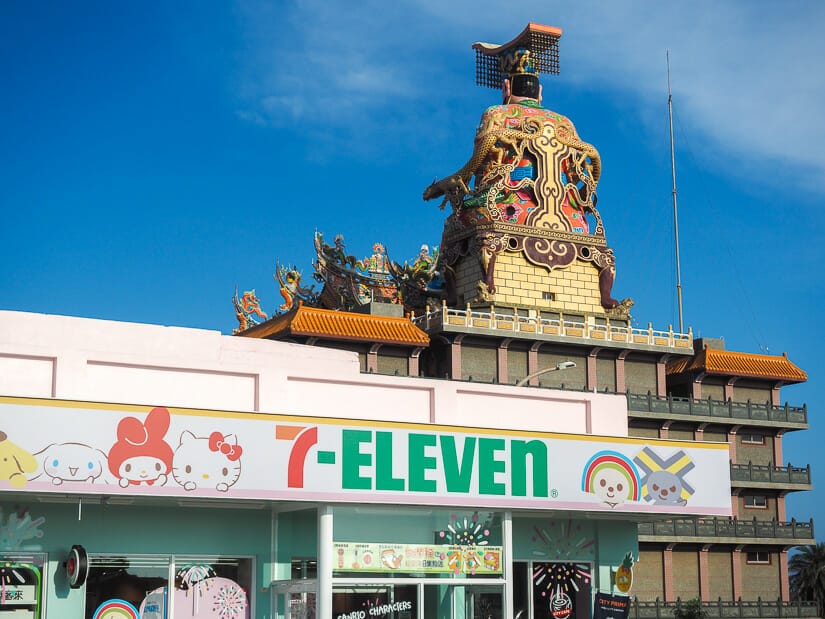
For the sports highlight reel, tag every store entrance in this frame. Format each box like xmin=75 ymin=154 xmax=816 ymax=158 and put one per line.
xmin=331 ymin=582 xmax=503 ymax=619
xmin=513 ymin=561 xmax=592 ymax=619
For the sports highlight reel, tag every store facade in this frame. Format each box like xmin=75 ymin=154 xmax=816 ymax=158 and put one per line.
xmin=0 ymin=311 xmax=732 ymax=618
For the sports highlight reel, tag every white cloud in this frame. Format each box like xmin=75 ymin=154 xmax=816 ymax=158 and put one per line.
xmin=233 ymin=0 xmax=825 ymax=190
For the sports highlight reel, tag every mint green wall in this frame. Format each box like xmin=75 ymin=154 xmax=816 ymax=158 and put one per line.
xmin=1 ymin=500 xmax=273 ymax=618
xmin=275 ymin=508 xmax=317 ymax=579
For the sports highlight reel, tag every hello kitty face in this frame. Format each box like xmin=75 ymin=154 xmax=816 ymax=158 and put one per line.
xmin=647 ymin=470 xmax=686 ymax=505
xmin=33 ymin=443 xmax=109 ymax=485
xmin=593 ymin=468 xmax=629 ymax=508
xmin=172 ymin=431 xmax=242 ymax=493
xmin=119 ymin=455 xmax=168 ymax=487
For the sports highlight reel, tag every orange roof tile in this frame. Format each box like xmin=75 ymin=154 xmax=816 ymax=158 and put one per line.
xmin=667 ymin=348 xmax=806 ymax=383
xmin=238 ymin=304 xmax=429 ymax=347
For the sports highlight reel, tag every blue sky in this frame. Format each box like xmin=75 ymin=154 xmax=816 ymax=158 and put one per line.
xmin=2 ymin=2 xmax=824 ymax=532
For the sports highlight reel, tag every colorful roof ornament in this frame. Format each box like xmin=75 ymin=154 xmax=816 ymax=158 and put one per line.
xmin=472 ymin=23 xmax=562 ymax=89
xmin=274 ymin=261 xmax=318 ymax=313
xmin=313 ymin=232 xmax=399 ymax=310
xmin=231 ymin=287 xmax=267 ymax=334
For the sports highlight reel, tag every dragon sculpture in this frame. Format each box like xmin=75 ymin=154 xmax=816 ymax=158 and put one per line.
xmin=232 ymin=287 xmax=268 ymax=334
xmin=274 ymin=262 xmax=319 ymax=312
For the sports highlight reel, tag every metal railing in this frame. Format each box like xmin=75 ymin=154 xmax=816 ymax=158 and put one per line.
xmin=638 ymin=517 xmax=814 ymax=540
xmin=627 ymin=392 xmax=808 ymax=426
xmin=411 ymin=304 xmax=693 ymax=349
xmin=630 ymin=598 xmax=819 ymax=618
xmin=730 ymin=462 xmax=811 ymax=486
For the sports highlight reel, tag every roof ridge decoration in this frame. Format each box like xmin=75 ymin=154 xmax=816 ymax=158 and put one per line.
xmin=231 ymin=233 xmax=444 ymax=334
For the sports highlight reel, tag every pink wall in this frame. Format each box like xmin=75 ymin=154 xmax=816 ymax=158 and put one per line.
xmin=0 ymin=311 xmax=628 ymax=437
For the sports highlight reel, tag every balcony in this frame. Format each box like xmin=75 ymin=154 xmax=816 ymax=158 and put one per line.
xmin=730 ymin=462 xmax=812 ymax=490
xmin=630 ymin=599 xmax=819 ymax=618
xmin=411 ymin=305 xmax=693 ymax=353
xmin=638 ymin=517 xmax=814 ymax=545
xmin=627 ymin=393 xmax=808 ymax=430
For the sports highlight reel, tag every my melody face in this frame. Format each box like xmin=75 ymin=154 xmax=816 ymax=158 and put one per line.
xmin=119 ymin=455 xmax=166 ymax=482
xmin=593 ymin=468 xmax=627 ymax=506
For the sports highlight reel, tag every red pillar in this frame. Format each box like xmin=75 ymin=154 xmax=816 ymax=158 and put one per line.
xmin=699 ymin=546 xmax=711 ymax=600
xmin=663 ymin=547 xmax=675 ymax=601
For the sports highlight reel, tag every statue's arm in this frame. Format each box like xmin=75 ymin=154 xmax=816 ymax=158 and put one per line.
xmin=422 ymin=108 xmax=502 ymax=203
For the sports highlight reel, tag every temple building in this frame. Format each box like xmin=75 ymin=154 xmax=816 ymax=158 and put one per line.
xmin=0 ymin=22 xmax=815 ymax=619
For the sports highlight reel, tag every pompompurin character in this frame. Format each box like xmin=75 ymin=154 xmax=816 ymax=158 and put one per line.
xmin=108 ymin=407 xmax=173 ymax=488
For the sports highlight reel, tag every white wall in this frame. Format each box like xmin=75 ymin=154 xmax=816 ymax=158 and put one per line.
xmin=0 ymin=310 xmax=628 ymax=436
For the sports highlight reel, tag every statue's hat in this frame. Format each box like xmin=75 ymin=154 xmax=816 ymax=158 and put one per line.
xmin=472 ymin=23 xmax=562 ymax=89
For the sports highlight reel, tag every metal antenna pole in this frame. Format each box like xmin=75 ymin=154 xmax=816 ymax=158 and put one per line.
xmin=667 ymin=50 xmax=684 ymax=333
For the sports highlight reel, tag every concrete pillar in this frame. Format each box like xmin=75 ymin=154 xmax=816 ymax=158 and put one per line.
xmin=587 ymin=348 xmax=600 ymax=390
xmin=409 ymin=347 xmax=424 ymax=377
xmin=777 ymin=492 xmax=787 ymax=521
xmin=699 ymin=546 xmax=711 ymax=600
xmin=367 ymin=343 xmax=381 ymax=373
xmin=727 ymin=427 xmax=740 ymax=464
xmin=663 ymin=546 xmax=675 ymax=601
xmin=656 ymin=354 xmax=670 ymax=397
xmin=528 ymin=342 xmax=541 ymax=386
xmin=317 ymin=505 xmax=333 ymax=619
xmin=772 ymin=432 xmax=784 ymax=466
xmin=771 ymin=382 xmax=783 ymax=407
xmin=779 ymin=548 xmax=790 ymax=601
xmin=498 ymin=339 xmax=512 ymax=384
xmin=725 ymin=377 xmax=737 ymax=402
xmin=731 ymin=547 xmax=743 ymax=601
xmin=660 ymin=422 xmax=671 ymax=440
xmin=616 ymin=351 xmax=628 ymax=393
xmin=450 ymin=335 xmax=465 ymax=379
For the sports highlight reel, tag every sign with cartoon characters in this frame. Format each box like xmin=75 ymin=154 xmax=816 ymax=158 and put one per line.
xmin=0 ymin=396 xmax=731 ymax=515
xmin=333 ymin=542 xmax=502 ymax=575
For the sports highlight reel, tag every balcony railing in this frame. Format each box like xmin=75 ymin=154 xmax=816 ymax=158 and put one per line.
xmin=630 ymin=598 xmax=819 ymax=618
xmin=638 ymin=517 xmax=814 ymax=541
xmin=730 ymin=462 xmax=811 ymax=486
xmin=627 ymin=392 xmax=808 ymax=426
xmin=411 ymin=304 xmax=693 ymax=350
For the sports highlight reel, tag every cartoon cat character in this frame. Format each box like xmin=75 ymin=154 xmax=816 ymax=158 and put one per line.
xmin=108 ymin=407 xmax=174 ymax=488
xmin=0 ymin=431 xmax=38 ymax=488
xmin=31 ymin=442 xmax=113 ymax=485
xmin=172 ymin=431 xmax=242 ymax=492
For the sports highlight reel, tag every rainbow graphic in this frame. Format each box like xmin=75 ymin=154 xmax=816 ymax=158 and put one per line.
xmin=92 ymin=599 xmax=140 ymax=619
xmin=581 ymin=451 xmax=641 ymax=501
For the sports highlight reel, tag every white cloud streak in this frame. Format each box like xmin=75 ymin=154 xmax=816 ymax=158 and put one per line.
xmin=234 ymin=0 xmax=825 ymax=190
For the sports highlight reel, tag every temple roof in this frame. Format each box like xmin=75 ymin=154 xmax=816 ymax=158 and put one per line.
xmin=237 ymin=303 xmax=430 ymax=347
xmin=667 ymin=348 xmax=807 ymax=383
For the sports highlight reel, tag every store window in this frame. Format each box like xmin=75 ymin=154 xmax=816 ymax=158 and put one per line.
xmin=0 ymin=552 xmax=46 ymax=619
xmin=84 ymin=554 xmax=253 ymax=618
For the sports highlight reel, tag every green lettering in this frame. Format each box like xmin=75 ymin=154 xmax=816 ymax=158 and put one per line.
xmin=478 ymin=438 xmax=506 ymax=495
xmin=375 ymin=431 xmax=404 ymax=491
xmin=408 ymin=433 xmax=437 ymax=492
xmin=440 ymin=435 xmax=476 ymax=493
xmin=342 ymin=429 xmax=372 ymax=490
xmin=511 ymin=439 xmax=548 ymax=497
